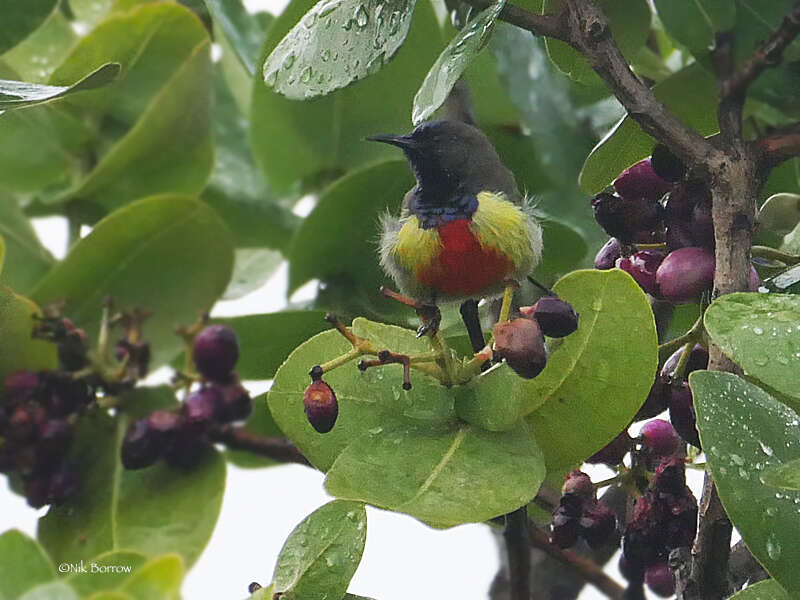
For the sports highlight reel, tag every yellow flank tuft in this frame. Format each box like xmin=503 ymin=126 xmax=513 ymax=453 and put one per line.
xmin=391 ymin=215 xmax=442 ymax=274
xmin=471 ymin=192 xmax=537 ymax=273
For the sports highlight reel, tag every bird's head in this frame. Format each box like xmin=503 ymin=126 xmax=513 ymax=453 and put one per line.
xmin=368 ymin=120 xmax=517 ymax=204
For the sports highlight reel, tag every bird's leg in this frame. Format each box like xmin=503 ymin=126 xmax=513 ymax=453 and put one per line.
xmin=379 ymin=286 xmax=441 ymax=337
xmin=498 ymin=280 xmax=519 ymax=323
xmin=459 ymin=299 xmax=486 ymax=354
xmin=358 ymin=350 xmax=412 ymax=390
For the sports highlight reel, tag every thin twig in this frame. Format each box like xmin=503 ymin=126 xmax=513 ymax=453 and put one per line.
xmin=210 ymin=425 xmax=311 ymax=466
xmin=755 ymin=121 xmax=800 ymax=168
xmin=528 ymin=524 xmax=626 ymax=599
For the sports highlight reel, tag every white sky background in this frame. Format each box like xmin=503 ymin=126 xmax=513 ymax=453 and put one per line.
xmin=0 ymin=1 xmax=712 ymax=598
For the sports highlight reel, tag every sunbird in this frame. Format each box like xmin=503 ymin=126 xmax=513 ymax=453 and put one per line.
xmin=370 ymin=119 xmax=543 ymax=350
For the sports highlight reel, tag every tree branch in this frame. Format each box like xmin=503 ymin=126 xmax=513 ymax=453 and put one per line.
xmin=210 ymin=425 xmax=312 ymax=466
xmin=527 ymin=524 xmax=626 ymax=600
xmin=755 ymin=121 xmax=800 ymax=168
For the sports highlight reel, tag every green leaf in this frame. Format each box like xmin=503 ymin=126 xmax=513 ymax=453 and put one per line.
xmin=251 ymin=0 xmax=442 ymax=192
xmin=782 ymin=221 xmax=800 ymax=256
xmin=703 ymin=293 xmax=800 ymax=405
xmin=30 ymin=195 xmax=234 ymax=369
xmin=0 ymin=530 xmax=55 ymax=600
xmin=205 ymin=0 xmax=265 ymax=76
xmin=203 ymin=65 xmax=299 ymax=250
xmin=0 ymin=63 xmax=120 ymax=110
xmin=288 ymin=160 xmax=412 ymax=294
xmin=118 ymin=554 xmax=184 ymax=600
xmin=761 ymin=457 xmax=800 ymax=491
xmin=68 ymin=0 xmax=115 ymax=27
xmin=222 ymin=249 xmax=283 ymax=300
xmin=0 ymin=287 xmax=58 ymax=385
xmin=263 ymin=0 xmax=418 ymax=99
xmin=0 ymin=195 xmax=54 ymax=294
xmin=66 ymin=551 xmax=148 ymax=597
xmin=691 ymin=371 xmax=800 ymax=596
xmin=47 ymin=3 xmax=214 ymax=215
xmin=525 ymin=269 xmax=658 ymax=472
xmin=412 ymin=0 xmax=506 ymax=125
xmin=531 ymin=217 xmax=590 ymax=285
xmin=271 ymin=500 xmax=366 ymax=600
xmin=653 ymin=0 xmax=736 ymax=56
xmin=760 ymin=193 xmax=800 ymax=236
xmin=269 ymin=318 xmax=455 ymax=471
xmin=0 ymin=10 xmax=77 ymax=83
xmin=0 ymin=0 xmax=57 ymax=55
xmin=767 ymin=264 xmax=800 ymax=294
xmin=38 ymin=407 xmax=226 ymax=569
xmin=543 ymin=0 xmax=650 ymax=86
xmin=579 ymin=64 xmax=719 ymax=194
xmin=729 ymin=579 xmax=791 ymax=600
xmin=325 ymin=420 xmax=545 ymax=527
xmin=19 ymin=582 xmax=78 ymax=600
xmin=454 ymin=364 xmax=525 ymax=432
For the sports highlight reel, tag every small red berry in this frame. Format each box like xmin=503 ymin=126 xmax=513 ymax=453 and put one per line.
xmin=304 ymin=380 xmax=338 ymax=433
xmin=640 ymin=419 xmax=681 ymax=457
xmin=493 ymin=318 xmax=548 ymax=379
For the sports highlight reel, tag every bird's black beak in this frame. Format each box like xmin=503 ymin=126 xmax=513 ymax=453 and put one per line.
xmin=366 ymin=133 xmax=417 ymax=149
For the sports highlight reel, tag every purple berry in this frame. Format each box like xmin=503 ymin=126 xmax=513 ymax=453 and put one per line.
xmin=617 ymin=250 xmax=664 ymax=296
xmin=660 ymin=344 xmax=709 ymax=384
xmin=614 ymin=158 xmax=672 ymax=202
xmin=304 ymin=380 xmax=338 ymax=434
xmin=645 ymin=563 xmax=676 ymax=597
xmin=530 ymin=297 xmax=579 ymax=338
xmin=656 ymin=247 xmax=715 ymax=303
xmin=594 ymin=238 xmax=622 ymax=270
xmin=586 ymin=430 xmax=632 ymax=466
xmin=650 ymin=144 xmax=685 ymax=182
xmin=121 ymin=419 xmax=161 ymax=470
xmin=215 ymin=381 xmax=252 ymax=422
xmin=193 ymin=324 xmax=240 ymax=382
xmin=148 ymin=410 xmax=184 ymax=435
xmin=7 ymin=404 xmax=47 ymax=443
xmin=24 ymin=477 xmax=49 ymax=508
xmin=3 ymin=371 xmax=40 ymax=400
xmin=561 ymin=470 xmax=594 ymax=501
xmin=183 ymin=387 xmax=222 ymax=429
xmin=669 ymin=382 xmax=701 ymax=448
xmin=580 ymin=500 xmax=617 ymax=549
xmin=163 ymin=432 xmax=209 ymax=469
xmin=550 ymin=506 xmax=580 ymax=548
xmin=38 ymin=419 xmax=73 ymax=458
xmin=493 ymin=318 xmax=548 ymax=379
xmin=652 ymin=457 xmax=687 ymax=494
xmin=592 ymin=193 xmax=663 ymax=243
xmin=640 ymin=419 xmax=681 ymax=457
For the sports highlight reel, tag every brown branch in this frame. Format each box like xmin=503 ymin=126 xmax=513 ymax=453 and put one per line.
xmin=728 ymin=540 xmax=768 ymax=591
xmin=691 ymin=471 xmax=733 ymax=599
xmin=721 ymin=4 xmax=800 ymax=106
xmin=528 ymin=523 xmax=626 ymax=600
xmin=210 ymin=425 xmax=312 ymax=466
xmin=755 ymin=121 xmax=800 ymax=168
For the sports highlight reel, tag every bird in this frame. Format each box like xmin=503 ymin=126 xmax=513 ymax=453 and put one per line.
xmin=369 ymin=119 xmax=543 ymax=351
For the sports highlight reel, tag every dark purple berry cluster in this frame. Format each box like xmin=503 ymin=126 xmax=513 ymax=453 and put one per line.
xmin=622 ymin=457 xmax=698 ymax=597
xmin=592 ymin=152 xmax=761 ymax=303
xmin=549 ymin=470 xmax=617 ymax=550
xmin=494 ymin=297 xmax=579 ymax=380
xmin=1 ymin=370 xmax=92 ymax=507
xmin=121 ymin=324 xmax=251 ymax=470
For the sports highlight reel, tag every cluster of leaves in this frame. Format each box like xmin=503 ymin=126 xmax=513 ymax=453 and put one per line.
xmin=1 ymin=0 xmax=800 ymax=598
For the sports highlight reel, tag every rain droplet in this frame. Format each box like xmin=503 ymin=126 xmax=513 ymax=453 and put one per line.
xmin=321 ymin=49 xmax=331 ymax=61
xmin=318 ymin=0 xmax=341 ymax=17
xmin=300 ymin=66 xmax=313 ymax=83
xmin=282 ymin=53 xmax=296 ymax=70
xmin=753 ymin=326 xmax=764 ymax=335
xmin=766 ymin=534 xmax=782 ymax=560
xmin=355 ymin=5 xmax=369 ymax=28
xmin=265 ymin=69 xmax=278 ymax=85
xmin=759 ymin=441 xmax=774 ymax=456
xmin=304 ymin=12 xmax=318 ymax=27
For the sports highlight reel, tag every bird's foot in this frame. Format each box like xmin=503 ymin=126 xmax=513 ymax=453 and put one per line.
xmin=378 ymin=286 xmax=441 ymax=338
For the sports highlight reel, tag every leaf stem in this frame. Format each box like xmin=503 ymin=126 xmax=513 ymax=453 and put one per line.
xmin=752 ymin=245 xmax=800 ymax=265
xmin=658 ymin=315 xmax=705 ymax=356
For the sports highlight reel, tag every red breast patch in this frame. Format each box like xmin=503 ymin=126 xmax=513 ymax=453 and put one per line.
xmin=417 ymin=219 xmax=514 ymax=296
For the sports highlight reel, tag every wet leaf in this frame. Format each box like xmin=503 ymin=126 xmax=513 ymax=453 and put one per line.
xmin=525 ymin=269 xmax=658 ymax=472
xmin=205 ymin=0 xmax=265 ymax=76
xmin=0 ymin=63 xmax=120 ymax=110
xmin=0 ymin=0 xmax=57 ymax=55
xmin=691 ymin=371 xmax=800 ymax=596
xmin=412 ymin=0 xmax=506 ymax=125
xmin=729 ymin=579 xmax=791 ymax=600
xmin=117 ymin=554 xmax=183 ymax=600
xmin=761 ymin=457 xmax=800 ymax=491
xmin=263 ymin=0 xmax=418 ymax=99
xmin=271 ymin=500 xmax=366 ymax=600
xmin=703 ymin=293 xmax=800 ymax=406
xmin=653 ymin=0 xmax=736 ymax=56
xmin=325 ymin=420 xmax=544 ymax=527
xmin=760 ymin=193 xmax=800 ymax=236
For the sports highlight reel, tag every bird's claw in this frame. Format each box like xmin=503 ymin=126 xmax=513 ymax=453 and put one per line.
xmin=415 ymin=304 xmax=441 ymax=338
